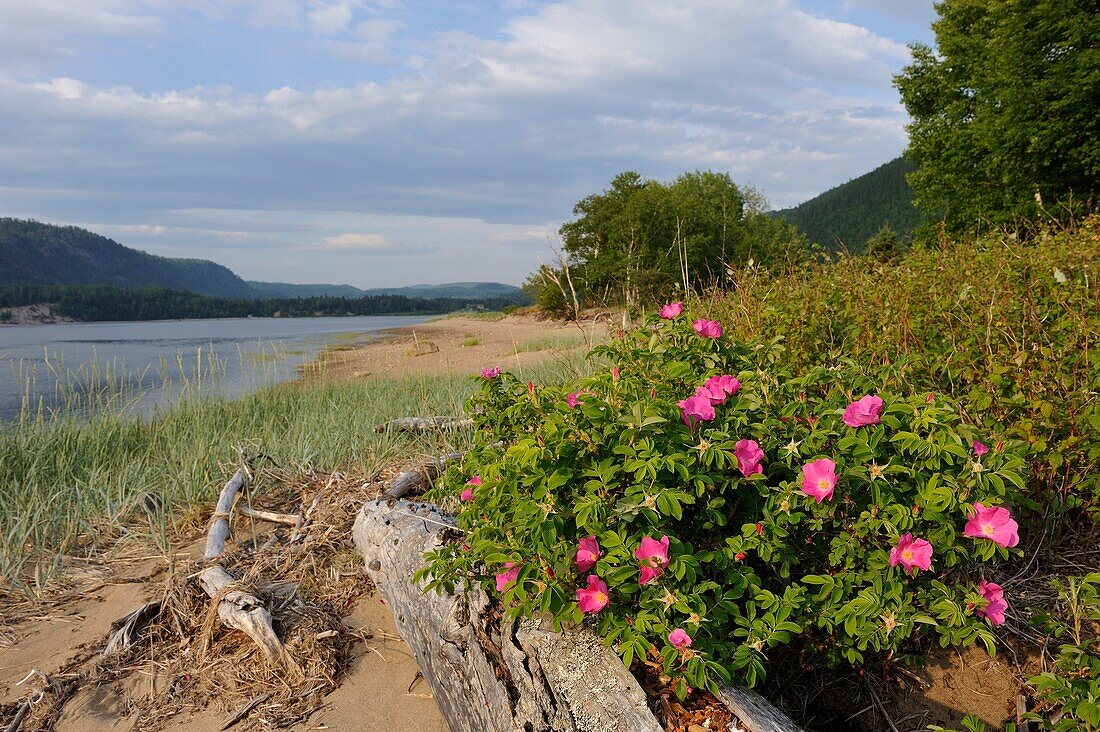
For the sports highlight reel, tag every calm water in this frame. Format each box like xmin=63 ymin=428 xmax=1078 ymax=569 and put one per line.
xmin=0 ymin=316 xmax=429 ymax=423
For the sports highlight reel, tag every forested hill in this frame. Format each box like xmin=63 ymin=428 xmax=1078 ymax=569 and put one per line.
xmin=776 ymin=157 xmax=925 ymax=253
xmin=0 ymin=219 xmax=528 ymax=303
xmin=0 ymin=218 xmax=255 ymax=298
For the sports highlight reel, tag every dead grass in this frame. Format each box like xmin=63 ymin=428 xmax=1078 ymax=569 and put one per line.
xmin=0 ymin=465 xmax=400 ymax=731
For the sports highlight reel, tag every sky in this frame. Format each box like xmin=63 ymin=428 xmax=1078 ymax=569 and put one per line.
xmin=0 ymin=0 xmax=937 ymax=288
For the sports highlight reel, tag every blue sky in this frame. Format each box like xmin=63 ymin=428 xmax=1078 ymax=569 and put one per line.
xmin=0 ymin=0 xmax=937 ymax=288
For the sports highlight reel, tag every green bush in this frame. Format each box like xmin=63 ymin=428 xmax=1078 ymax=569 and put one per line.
xmin=708 ymin=221 xmax=1100 ymax=515
xmin=423 ymin=311 xmax=1028 ymax=694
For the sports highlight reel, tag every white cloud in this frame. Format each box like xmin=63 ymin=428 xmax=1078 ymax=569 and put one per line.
xmin=0 ymin=0 xmax=922 ymax=285
xmin=308 ymin=3 xmax=354 ymax=35
xmin=321 ymin=232 xmax=389 ymax=249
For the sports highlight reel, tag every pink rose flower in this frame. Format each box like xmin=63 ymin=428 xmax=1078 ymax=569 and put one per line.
xmin=696 ymin=375 xmax=741 ymax=404
xmin=668 ymin=628 xmax=692 ymax=649
xmin=889 ymin=533 xmax=933 ymax=573
xmin=977 ymin=580 xmax=1008 ymax=625
xmin=964 ymin=503 xmax=1020 ymax=548
xmin=801 ymin=458 xmax=837 ymax=503
xmin=481 ymin=366 xmax=502 ymax=379
xmin=612 ymin=366 xmax=621 ymax=382
xmin=576 ymin=575 xmax=609 ymax=614
xmin=659 ymin=302 xmax=683 ymax=319
xmin=574 ymin=536 xmax=602 ymax=572
xmin=734 ymin=439 xmax=765 ymax=477
xmin=566 ymin=391 xmax=584 ymax=408
xmin=495 ymin=562 xmax=520 ymax=592
xmin=461 ymin=475 xmax=481 ymax=502
xmin=677 ymin=394 xmax=716 ymax=428
xmin=635 ymin=535 xmax=670 ymax=585
xmin=842 ymin=395 xmax=884 ymax=427
xmin=973 ymin=440 xmax=989 ymax=456
xmin=692 ymin=319 xmax=723 ymax=338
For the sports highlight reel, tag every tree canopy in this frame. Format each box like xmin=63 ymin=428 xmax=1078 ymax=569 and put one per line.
xmin=539 ymin=171 xmax=804 ymax=311
xmin=895 ymin=0 xmax=1100 ymax=229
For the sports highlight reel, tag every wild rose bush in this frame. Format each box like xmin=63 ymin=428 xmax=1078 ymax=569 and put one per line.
xmin=421 ymin=308 xmax=1028 ymax=694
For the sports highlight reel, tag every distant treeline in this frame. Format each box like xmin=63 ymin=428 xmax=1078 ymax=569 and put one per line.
xmin=0 ymin=284 xmax=518 ymax=322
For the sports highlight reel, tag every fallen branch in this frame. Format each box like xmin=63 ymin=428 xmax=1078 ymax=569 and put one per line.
xmin=383 ymin=452 xmax=464 ymax=499
xmin=373 ymin=416 xmax=474 ymax=433
xmin=383 ymin=443 xmax=503 ymax=499
xmin=236 ymin=505 xmax=299 ymax=526
xmin=221 ymin=692 xmax=272 ymax=730
xmin=353 ymin=499 xmax=803 ymax=731
xmin=3 ymin=691 xmax=41 ymax=732
xmin=199 ymin=467 xmax=286 ymax=667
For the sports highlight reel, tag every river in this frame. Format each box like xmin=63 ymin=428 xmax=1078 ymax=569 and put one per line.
xmin=0 ymin=315 xmax=430 ymax=424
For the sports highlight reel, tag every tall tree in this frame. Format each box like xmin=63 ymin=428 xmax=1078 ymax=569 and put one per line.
xmin=557 ymin=171 xmax=804 ymax=308
xmin=895 ymin=0 xmax=1100 ymax=229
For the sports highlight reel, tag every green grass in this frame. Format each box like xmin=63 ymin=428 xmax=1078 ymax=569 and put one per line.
xmin=512 ymin=333 xmax=593 ymax=353
xmin=431 ymin=310 xmax=507 ymax=322
xmin=0 ymin=352 xmax=596 ymax=594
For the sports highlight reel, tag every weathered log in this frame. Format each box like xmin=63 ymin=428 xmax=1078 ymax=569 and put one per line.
xmin=383 ymin=452 xmax=464 ymax=499
xmin=236 ymin=505 xmax=300 ymax=526
xmin=356 ymin=500 xmax=646 ymax=731
xmin=383 ymin=443 xmax=505 ymax=499
xmin=373 ymin=416 xmax=475 ymax=433
xmin=199 ymin=468 xmax=286 ymax=666
xmin=353 ymin=499 xmax=803 ymax=732
xmin=716 ymin=685 xmax=803 ymax=732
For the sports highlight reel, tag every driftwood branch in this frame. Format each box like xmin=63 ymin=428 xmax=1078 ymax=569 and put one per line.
xmin=373 ymin=416 xmax=474 ymax=433
xmin=199 ymin=468 xmax=285 ymax=666
xmin=353 ymin=499 xmax=802 ymax=732
xmin=236 ymin=505 xmax=299 ymax=526
xmin=101 ymin=601 xmax=162 ymax=658
xmin=383 ymin=452 xmax=464 ymax=499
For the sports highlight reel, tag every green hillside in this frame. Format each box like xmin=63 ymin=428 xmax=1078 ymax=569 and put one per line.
xmin=776 ymin=157 xmax=926 ymax=253
xmin=0 ymin=219 xmax=255 ymax=298
xmin=0 ymin=220 xmax=528 ymax=304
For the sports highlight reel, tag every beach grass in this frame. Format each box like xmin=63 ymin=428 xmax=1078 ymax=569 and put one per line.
xmin=512 ymin=332 xmax=596 ymax=354
xmin=0 ymin=351 xmax=596 ymax=595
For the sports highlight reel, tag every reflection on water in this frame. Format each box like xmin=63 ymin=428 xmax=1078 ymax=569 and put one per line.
xmin=0 ymin=315 xmax=429 ymax=424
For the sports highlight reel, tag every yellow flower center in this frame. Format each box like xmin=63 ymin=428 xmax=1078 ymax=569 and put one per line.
xmin=982 ymin=523 xmax=995 ymax=537
xmin=902 ymin=549 xmax=914 ymax=561
xmin=818 ymin=479 xmax=831 ymax=491
xmin=595 ymin=592 xmax=607 ymax=604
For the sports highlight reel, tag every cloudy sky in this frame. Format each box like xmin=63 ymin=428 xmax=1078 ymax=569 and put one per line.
xmin=0 ymin=0 xmax=936 ymax=288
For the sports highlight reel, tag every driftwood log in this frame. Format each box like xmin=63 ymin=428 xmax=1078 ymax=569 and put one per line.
xmin=353 ymin=499 xmax=803 ymax=732
xmin=374 ymin=416 xmax=475 ymax=433
xmin=198 ymin=468 xmax=286 ymax=666
xmin=383 ymin=451 xmax=465 ymax=499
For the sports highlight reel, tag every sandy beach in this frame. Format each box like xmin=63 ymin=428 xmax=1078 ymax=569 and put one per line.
xmin=305 ymin=312 xmax=609 ymax=381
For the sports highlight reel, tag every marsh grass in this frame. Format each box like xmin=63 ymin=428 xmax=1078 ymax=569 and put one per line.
xmin=0 ymin=350 xmax=595 ymax=595
xmin=512 ymin=333 xmax=593 ymax=353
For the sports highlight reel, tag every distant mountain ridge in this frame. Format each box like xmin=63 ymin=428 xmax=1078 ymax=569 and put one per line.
xmin=776 ymin=157 xmax=926 ymax=253
xmin=246 ymin=280 xmax=525 ymax=300
xmin=0 ymin=219 xmax=526 ymax=303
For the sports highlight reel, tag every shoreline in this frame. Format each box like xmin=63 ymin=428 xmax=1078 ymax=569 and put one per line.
xmin=301 ymin=312 xmax=608 ymax=381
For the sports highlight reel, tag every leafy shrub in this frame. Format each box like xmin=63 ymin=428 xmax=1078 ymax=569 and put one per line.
xmin=709 ymin=221 xmax=1100 ymax=516
xmin=1026 ymin=573 xmax=1100 ymax=730
xmin=423 ymin=310 xmax=1028 ymax=694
